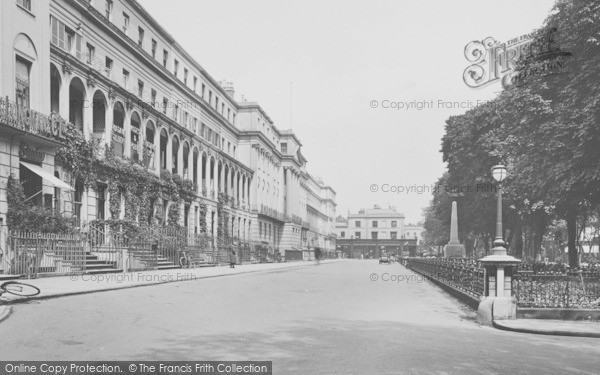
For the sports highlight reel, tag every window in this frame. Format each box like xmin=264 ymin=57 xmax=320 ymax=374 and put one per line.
xmin=137 ymin=80 xmax=144 ymax=98
xmin=105 ymin=0 xmax=113 ymax=20
xmin=200 ymin=123 xmax=206 ymax=138
xmin=105 ymin=56 xmax=113 ymax=76
xmin=150 ymin=89 xmax=157 ymax=107
xmin=183 ymin=68 xmax=188 ymax=85
xmin=215 ymin=96 xmax=219 ymax=111
xmin=86 ymin=43 xmax=95 ymax=64
xmin=122 ymin=69 xmax=129 ymax=89
xmin=227 ymin=142 xmax=231 ymax=154
xmin=281 ymin=143 xmax=287 ymax=153
xmin=372 ymin=221 xmax=378 ymax=227
xmin=391 ymin=221 xmax=397 ymax=228
xmin=232 ymin=113 xmax=236 ymax=125
xmin=340 ymin=231 xmax=345 ymax=238
xmin=371 ymin=232 xmax=378 ymax=240
xmin=183 ymin=111 xmax=189 ymax=128
xmin=355 ymin=221 xmax=361 ymax=227
xmin=193 ymin=76 xmax=197 ymax=92
xmin=173 ymin=59 xmax=179 ymax=77
xmin=17 ymin=0 xmax=32 ymax=12
xmin=138 ymin=27 xmax=145 ymax=47
xmin=15 ymin=56 xmax=31 ymax=108
xmin=162 ymin=98 xmax=168 ymax=114
xmin=162 ymin=49 xmax=168 ymax=67
xmin=201 ymin=83 xmax=206 ymax=99
xmin=50 ymin=19 xmax=83 ymax=60
xmin=221 ymin=103 xmax=225 ymax=115
xmin=355 ymin=232 xmax=361 ymax=239
xmin=208 ymin=91 xmax=212 ymax=105
xmin=233 ymin=146 xmax=236 ymax=156
xmin=227 ymin=108 xmax=231 ymax=121
xmin=122 ymin=12 xmax=129 ymax=34
xmin=173 ymin=104 xmax=179 ymax=121
xmin=192 ymin=118 xmax=198 ymax=133
xmin=390 ymin=232 xmax=397 ymax=239
xmin=151 ymin=39 xmax=157 ymax=58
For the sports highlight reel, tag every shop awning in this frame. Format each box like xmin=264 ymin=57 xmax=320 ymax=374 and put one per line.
xmin=19 ymin=162 xmax=72 ymax=190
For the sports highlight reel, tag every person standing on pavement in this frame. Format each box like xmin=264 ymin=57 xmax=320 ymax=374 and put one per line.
xmin=229 ymin=247 xmax=237 ymax=268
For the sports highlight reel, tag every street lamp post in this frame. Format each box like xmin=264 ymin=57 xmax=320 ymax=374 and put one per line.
xmin=491 ymin=164 xmax=507 ymax=255
xmin=477 ymin=164 xmax=521 ymax=326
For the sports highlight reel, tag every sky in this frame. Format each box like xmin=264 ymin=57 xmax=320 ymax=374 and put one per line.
xmin=141 ymin=0 xmax=556 ymax=224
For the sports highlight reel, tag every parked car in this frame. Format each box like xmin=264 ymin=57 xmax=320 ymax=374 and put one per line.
xmin=379 ymin=254 xmax=391 ymax=264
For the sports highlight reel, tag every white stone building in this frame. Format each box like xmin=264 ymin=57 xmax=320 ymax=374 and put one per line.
xmin=0 ymin=0 xmax=335 ymax=254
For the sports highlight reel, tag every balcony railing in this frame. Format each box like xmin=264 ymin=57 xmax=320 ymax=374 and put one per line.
xmin=0 ymin=96 xmax=68 ymax=143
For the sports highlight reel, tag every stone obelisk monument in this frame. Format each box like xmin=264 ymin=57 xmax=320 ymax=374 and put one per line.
xmin=444 ymin=201 xmax=466 ymax=258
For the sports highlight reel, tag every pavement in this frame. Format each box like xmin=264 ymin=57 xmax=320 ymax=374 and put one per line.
xmin=2 ymin=259 xmax=599 ymax=374
xmin=0 ymin=259 xmax=340 ymax=303
xmin=494 ymin=318 xmax=600 ymax=338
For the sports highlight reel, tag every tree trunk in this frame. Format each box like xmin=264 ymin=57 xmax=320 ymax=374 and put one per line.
xmin=514 ymin=218 xmax=524 ymax=259
xmin=566 ymin=211 xmax=579 ymax=268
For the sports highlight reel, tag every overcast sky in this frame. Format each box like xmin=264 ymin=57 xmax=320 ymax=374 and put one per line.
xmin=141 ymin=0 xmax=556 ymax=224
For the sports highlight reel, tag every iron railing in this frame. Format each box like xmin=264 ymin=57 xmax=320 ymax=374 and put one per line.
xmin=404 ymin=257 xmax=600 ymax=309
xmin=405 ymin=257 xmax=485 ymax=300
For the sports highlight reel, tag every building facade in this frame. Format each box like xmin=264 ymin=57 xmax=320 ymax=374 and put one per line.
xmin=0 ymin=0 xmax=335 ymax=255
xmin=335 ymin=205 xmax=418 ymax=258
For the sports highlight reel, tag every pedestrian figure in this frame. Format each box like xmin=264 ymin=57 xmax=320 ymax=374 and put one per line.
xmin=229 ymin=247 xmax=237 ymax=268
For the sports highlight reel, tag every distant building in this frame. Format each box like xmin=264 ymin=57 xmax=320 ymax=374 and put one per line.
xmin=335 ymin=205 xmax=418 ymax=258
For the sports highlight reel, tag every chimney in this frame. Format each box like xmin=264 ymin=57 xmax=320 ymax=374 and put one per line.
xmin=219 ymin=79 xmax=235 ymax=99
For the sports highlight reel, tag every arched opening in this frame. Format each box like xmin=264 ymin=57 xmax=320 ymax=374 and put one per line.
xmin=210 ymin=157 xmax=215 ymax=195
xmin=69 ymin=77 xmax=85 ymax=131
xmin=92 ymin=90 xmax=107 ymax=135
xmin=182 ymin=141 xmax=190 ymax=179
xmin=130 ymin=112 xmax=141 ymax=161
xmin=202 ymin=152 xmax=208 ymax=194
xmin=217 ymin=161 xmax=223 ymax=193
xmin=50 ymin=64 xmax=61 ymax=113
xmin=160 ymin=129 xmax=168 ymax=170
xmin=145 ymin=121 xmax=156 ymax=169
xmin=112 ymin=101 xmax=125 ymax=157
xmin=192 ymin=148 xmax=199 ymax=187
xmin=224 ymin=164 xmax=229 ymax=195
xmin=171 ymin=136 xmax=180 ymax=175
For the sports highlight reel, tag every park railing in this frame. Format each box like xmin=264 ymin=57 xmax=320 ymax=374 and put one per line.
xmin=513 ymin=272 xmax=600 ymax=309
xmin=404 ymin=257 xmax=600 ymax=309
xmin=404 ymin=257 xmax=485 ymax=300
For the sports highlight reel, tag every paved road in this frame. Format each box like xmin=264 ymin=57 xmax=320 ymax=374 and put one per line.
xmin=1 ymin=260 xmax=599 ymax=374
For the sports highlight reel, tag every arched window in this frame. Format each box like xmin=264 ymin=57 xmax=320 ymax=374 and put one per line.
xmin=50 ymin=64 xmax=61 ymax=113
xmin=69 ymin=77 xmax=86 ymax=131
xmin=92 ymin=90 xmax=107 ymax=134
xmin=130 ymin=112 xmax=141 ymax=161
xmin=112 ymin=102 xmax=125 ymax=157
xmin=14 ymin=33 xmax=37 ymax=109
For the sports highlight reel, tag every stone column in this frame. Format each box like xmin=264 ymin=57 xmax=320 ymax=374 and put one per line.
xmin=443 ymin=201 xmax=466 ymax=258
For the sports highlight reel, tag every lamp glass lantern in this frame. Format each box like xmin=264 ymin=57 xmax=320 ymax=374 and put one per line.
xmin=491 ymin=165 xmax=507 ymax=183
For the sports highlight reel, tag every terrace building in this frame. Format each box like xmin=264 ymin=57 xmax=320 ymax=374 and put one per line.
xmin=0 ymin=0 xmax=335 ymax=259
xmin=335 ymin=205 xmax=417 ymax=258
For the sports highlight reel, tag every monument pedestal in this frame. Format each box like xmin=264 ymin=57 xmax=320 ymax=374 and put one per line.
xmin=444 ymin=243 xmax=466 ymax=258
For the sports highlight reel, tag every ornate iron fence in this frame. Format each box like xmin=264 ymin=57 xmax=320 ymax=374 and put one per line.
xmin=405 ymin=257 xmax=485 ymax=300
xmin=513 ymin=272 xmax=600 ymax=309
xmin=404 ymin=257 xmax=600 ymax=309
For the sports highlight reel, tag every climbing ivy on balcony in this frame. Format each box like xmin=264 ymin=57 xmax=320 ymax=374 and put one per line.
xmin=54 ymin=126 xmax=199 ymax=230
